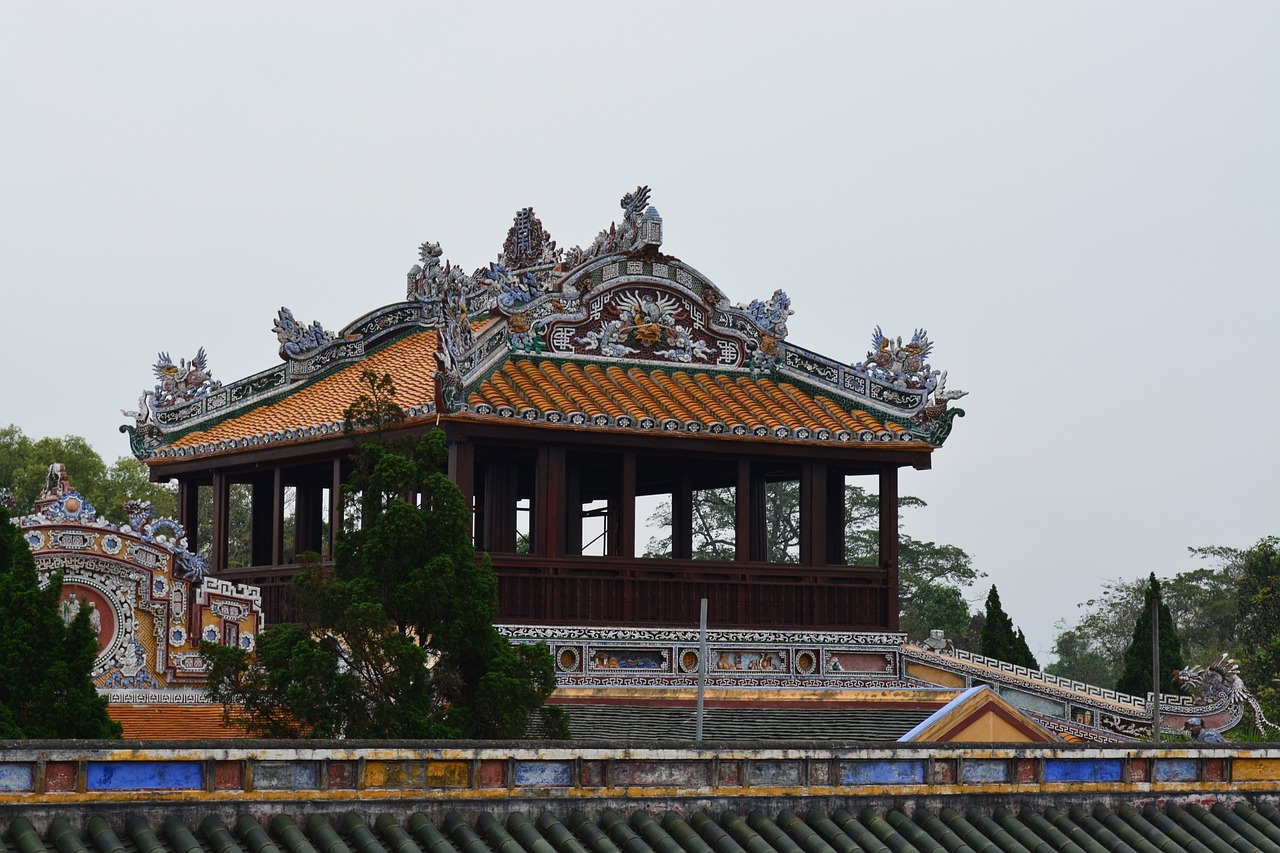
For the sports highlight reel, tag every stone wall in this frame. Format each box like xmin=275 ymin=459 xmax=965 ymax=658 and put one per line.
xmin=1 ymin=740 xmax=1277 ymax=824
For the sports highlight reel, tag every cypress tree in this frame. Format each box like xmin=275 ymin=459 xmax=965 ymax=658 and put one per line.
xmin=0 ymin=516 xmax=120 ymax=738
xmin=979 ymin=585 xmax=1039 ymax=669
xmin=1115 ymin=573 xmax=1184 ymax=697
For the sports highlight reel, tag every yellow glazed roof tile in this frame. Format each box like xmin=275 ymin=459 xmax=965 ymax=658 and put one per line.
xmin=170 ymin=331 xmax=439 ymax=450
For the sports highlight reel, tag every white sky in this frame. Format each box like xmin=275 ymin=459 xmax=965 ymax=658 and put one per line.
xmin=3 ymin=2 xmax=1277 ymax=662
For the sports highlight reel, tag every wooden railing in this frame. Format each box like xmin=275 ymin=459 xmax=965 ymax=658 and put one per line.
xmin=493 ymin=556 xmax=890 ymax=630
xmin=217 ymin=558 xmax=890 ymax=631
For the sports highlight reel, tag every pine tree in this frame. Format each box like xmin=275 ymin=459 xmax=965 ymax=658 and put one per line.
xmin=978 ymin=585 xmax=1039 ymax=669
xmin=203 ymin=373 xmax=563 ymax=739
xmin=1115 ymin=573 xmax=1184 ymax=697
xmin=0 ymin=516 xmax=120 ymax=738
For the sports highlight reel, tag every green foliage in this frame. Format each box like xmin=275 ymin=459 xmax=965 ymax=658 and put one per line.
xmin=203 ymin=376 xmax=558 ymax=739
xmin=0 ymin=516 xmax=121 ymax=739
xmin=0 ymin=422 xmax=175 ymax=522
xmin=979 ymin=585 xmax=1039 ymax=669
xmin=1233 ymin=537 xmax=1280 ymax=724
xmin=1044 ymin=628 xmax=1116 ymax=686
xmin=1115 ymin=573 xmax=1185 ymax=697
xmin=642 ymin=482 xmax=983 ymax=639
xmin=0 ymin=424 xmax=175 ymax=525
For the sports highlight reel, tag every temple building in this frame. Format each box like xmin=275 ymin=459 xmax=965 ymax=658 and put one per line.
xmin=100 ymin=186 xmax=1244 ymax=743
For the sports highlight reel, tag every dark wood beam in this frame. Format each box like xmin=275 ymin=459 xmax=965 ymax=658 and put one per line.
xmin=879 ymin=465 xmax=900 ymax=632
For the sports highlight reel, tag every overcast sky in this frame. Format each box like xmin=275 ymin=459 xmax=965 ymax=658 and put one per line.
xmin=3 ymin=2 xmax=1277 ymax=661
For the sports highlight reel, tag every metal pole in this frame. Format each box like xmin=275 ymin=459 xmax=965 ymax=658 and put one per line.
xmin=1151 ymin=593 xmax=1160 ymax=743
xmin=696 ymin=597 xmax=707 ymax=742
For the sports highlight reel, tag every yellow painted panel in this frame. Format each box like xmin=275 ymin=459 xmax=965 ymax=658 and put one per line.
xmin=426 ymin=761 xmax=470 ymax=787
xmin=906 ymin=662 xmax=966 ymax=688
xmin=1233 ymin=759 xmax=1280 ymax=781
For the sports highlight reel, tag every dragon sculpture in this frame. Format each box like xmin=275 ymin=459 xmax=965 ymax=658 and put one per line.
xmin=1174 ymin=653 xmax=1279 ymax=736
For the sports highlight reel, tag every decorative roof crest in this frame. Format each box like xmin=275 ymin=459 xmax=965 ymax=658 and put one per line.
xmin=152 ymin=348 xmax=222 ymax=408
xmin=274 ymin=307 xmax=335 ymax=359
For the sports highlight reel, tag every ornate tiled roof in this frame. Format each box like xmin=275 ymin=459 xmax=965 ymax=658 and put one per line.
xmin=128 ymin=186 xmax=967 ymax=462
xmin=468 ymin=360 xmax=921 ymax=444
xmin=162 ymin=330 xmax=441 ymax=456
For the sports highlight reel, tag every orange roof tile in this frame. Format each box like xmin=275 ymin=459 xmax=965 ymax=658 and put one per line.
xmin=470 ymin=359 xmax=927 ymax=447
xmin=159 ymin=341 xmax=930 ymax=456
xmin=110 ymin=704 xmax=251 ymax=739
xmin=168 ymin=331 xmax=439 ymax=451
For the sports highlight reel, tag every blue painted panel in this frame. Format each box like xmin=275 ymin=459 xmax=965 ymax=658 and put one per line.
xmin=0 ymin=764 xmax=34 ymax=792
xmin=1155 ymin=759 xmax=1200 ymax=782
xmin=253 ymin=761 xmax=318 ymax=790
xmin=960 ymin=759 xmax=1009 ymax=784
xmin=87 ymin=761 xmax=202 ymax=790
xmin=514 ymin=760 xmax=572 ymax=787
xmin=1043 ymin=758 xmax=1123 ymax=783
xmin=839 ymin=760 xmax=926 ymax=785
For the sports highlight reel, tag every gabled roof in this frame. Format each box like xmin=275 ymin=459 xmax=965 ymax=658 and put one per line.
xmin=125 ymin=187 xmax=966 ymax=462
xmin=898 ymin=686 xmax=1062 ymax=743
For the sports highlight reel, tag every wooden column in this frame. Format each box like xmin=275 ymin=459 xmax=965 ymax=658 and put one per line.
xmin=879 ymin=465 xmax=900 ymax=632
xmin=620 ymin=452 xmax=636 ymax=558
xmin=564 ymin=457 xmax=583 ymax=557
xmin=735 ymin=459 xmax=752 ymax=562
xmin=482 ymin=460 xmax=517 ymax=553
xmin=271 ymin=467 xmax=284 ymax=566
xmin=536 ymin=446 xmax=566 ymax=558
xmin=251 ymin=475 xmax=277 ymax=567
xmin=329 ymin=458 xmax=344 ymax=558
xmin=750 ymin=469 xmax=767 ymax=562
xmin=826 ymin=469 xmax=847 ymax=565
xmin=671 ymin=473 xmax=693 ymax=560
xmin=177 ymin=479 xmax=200 ymax=552
xmin=800 ymin=462 xmax=827 ymax=567
xmin=295 ymin=478 xmax=324 ymax=558
xmin=449 ymin=440 xmax=476 ymax=546
xmin=211 ymin=472 xmax=228 ymax=573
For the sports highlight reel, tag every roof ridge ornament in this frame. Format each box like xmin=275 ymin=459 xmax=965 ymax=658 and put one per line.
xmin=273 ymin=307 xmax=335 ymax=360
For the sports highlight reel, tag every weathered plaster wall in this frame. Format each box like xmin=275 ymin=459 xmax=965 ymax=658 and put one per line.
xmin=1 ymin=740 xmax=1276 ymax=830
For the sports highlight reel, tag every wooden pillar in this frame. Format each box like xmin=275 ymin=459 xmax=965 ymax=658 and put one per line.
xmin=879 ymin=465 xmax=900 ymax=632
xmin=449 ymin=439 xmax=475 ymax=544
xmin=178 ymin=479 xmax=200 ymax=552
xmin=620 ymin=452 xmax=636 ymax=558
xmin=482 ymin=460 xmax=517 ymax=553
xmin=750 ymin=469 xmax=767 ymax=562
xmin=295 ymin=477 xmax=324 ymax=558
xmin=671 ymin=473 xmax=693 ymax=560
xmin=536 ymin=446 xmax=566 ymax=558
xmin=735 ymin=459 xmax=751 ymax=562
xmin=211 ymin=472 xmax=228 ymax=573
xmin=800 ymin=462 xmax=827 ymax=567
xmin=329 ymin=458 xmax=344 ymax=558
xmin=251 ymin=475 xmax=276 ymax=567
xmin=273 ymin=468 xmax=285 ymax=565
xmin=564 ymin=456 xmax=583 ymax=557
xmin=826 ymin=469 xmax=847 ymax=565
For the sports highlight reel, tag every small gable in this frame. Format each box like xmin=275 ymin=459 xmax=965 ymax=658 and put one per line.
xmin=899 ymin=686 xmax=1061 ymax=743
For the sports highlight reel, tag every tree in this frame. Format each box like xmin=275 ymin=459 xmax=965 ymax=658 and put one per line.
xmin=1115 ymin=573 xmax=1184 ymax=698
xmin=979 ymin=585 xmax=1039 ymax=669
xmin=1233 ymin=537 xmax=1280 ymax=724
xmin=1045 ymin=628 xmax=1117 ymax=686
xmin=0 ymin=516 xmax=121 ymax=738
xmin=0 ymin=425 xmax=175 ymax=525
xmin=203 ymin=372 xmax=564 ymax=739
xmin=642 ymin=482 xmax=983 ymax=639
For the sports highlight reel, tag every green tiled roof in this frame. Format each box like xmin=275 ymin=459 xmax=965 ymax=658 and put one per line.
xmin=9 ymin=802 xmax=1280 ymax=853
